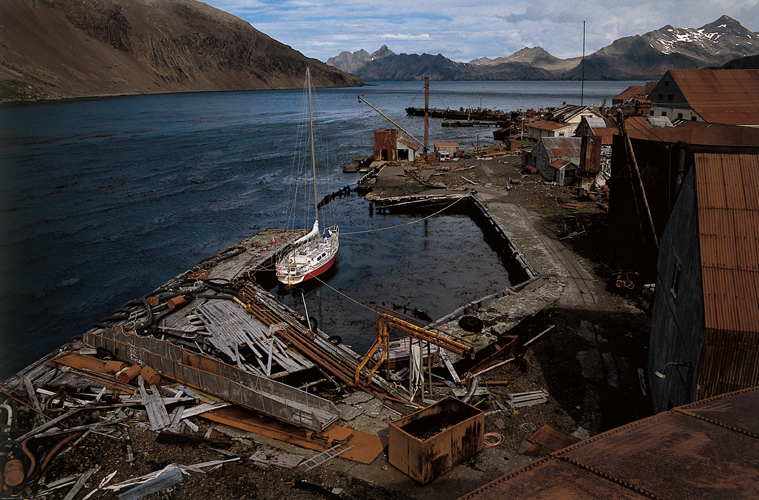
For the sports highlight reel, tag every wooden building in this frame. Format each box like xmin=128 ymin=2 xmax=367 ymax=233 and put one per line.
xmin=524 ymin=137 xmax=582 ymax=184
xmin=648 ymin=153 xmax=759 ymax=413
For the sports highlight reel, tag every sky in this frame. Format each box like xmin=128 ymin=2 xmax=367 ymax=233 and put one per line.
xmin=203 ymin=0 xmax=759 ymax=63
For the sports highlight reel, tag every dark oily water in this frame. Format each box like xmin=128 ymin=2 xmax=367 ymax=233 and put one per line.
xmin=0 ymin=81 xmax=639 ymax=378
xmin=272 ymin=196 xmax=508 ymax=354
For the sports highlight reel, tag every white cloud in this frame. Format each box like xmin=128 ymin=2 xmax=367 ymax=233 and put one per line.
xmin=203 ymin=0 xmax=759 ymax=62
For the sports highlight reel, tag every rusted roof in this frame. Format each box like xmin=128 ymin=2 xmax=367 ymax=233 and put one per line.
xmin=695 ymin=153 xmax=759 ymax=334
xmin=593 ymin=127 xmax=615 ymax=146
xmin=527 ymin=120 xmax=572 ymax=131
xmin=549 ymin=159 xmax=570 ymax=170
xmin=434 ymin=142 xmax=459 ymax=147
xmin=545 ymin=105 xmax=602 ymax=123
xmin=541 ymin=137 xmax=582 ymax=159
xmin=613 ymin=85 xmax=646 ymax=103
xmin=669 ymin=69 xmax=759 ymax=125
xmin=624 ymin=117 xmax=759 ymax=146
xmin=459 ymin=387 xmax=759 ymax=500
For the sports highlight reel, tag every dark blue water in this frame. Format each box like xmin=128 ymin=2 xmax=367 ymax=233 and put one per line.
xmin=0 ymin=81 xmax=639 ymax=378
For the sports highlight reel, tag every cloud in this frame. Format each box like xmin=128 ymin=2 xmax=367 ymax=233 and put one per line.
xmin=202 ymin=0 xmax=759 ymax=62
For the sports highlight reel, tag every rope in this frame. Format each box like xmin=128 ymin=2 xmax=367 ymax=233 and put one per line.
xmin=309 ymin=274 xmax=375 ymax=314
xmin=483 ymin=433 xmax=503 ymax=446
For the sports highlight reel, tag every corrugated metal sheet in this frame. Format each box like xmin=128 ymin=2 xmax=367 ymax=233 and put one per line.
xmin=459 ymin=387 xmax=759 ymax=500
xmin=699 ymin=328 xmax=759 ymax=399
xmin=542 ymin=137 xmax=582 ymax=159
xmin=694 ymin=153 xmax=759 ymax=333
xmin=549 ymin=159 xmax=570 ymax=170
xmin=695 ymin=153 xmax=759 ymax=400
xmin=625 ymin=117 xmax=759 ymax=146
xmin=527 ymin=120 xmax=570 ymax=131
xmin=670 ymin=69 xmax=759 ymax=125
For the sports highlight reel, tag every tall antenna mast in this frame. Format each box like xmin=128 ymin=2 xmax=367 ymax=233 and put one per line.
xmin=581 ymin=21 xmax=586 ymax=106
xmin=424 ymin=77 xmax=429 ymax=156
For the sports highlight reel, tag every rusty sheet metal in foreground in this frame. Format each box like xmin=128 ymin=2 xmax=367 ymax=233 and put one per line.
xmin=84 ymin=328 xmax=339 ymax=433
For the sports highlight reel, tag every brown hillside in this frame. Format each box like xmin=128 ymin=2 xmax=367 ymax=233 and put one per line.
xmin=0 ymin=0 xmax=362 ymax=102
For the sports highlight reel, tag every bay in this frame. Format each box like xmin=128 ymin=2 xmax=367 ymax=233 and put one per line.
xmin=0 ymin=80 xmax=640 ymax=378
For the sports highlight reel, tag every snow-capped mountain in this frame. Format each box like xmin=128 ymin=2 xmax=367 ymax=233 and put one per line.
xmin=645 ymin=15 xmax=757 ymax=64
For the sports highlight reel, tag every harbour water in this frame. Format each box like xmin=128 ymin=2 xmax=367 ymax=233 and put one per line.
xmin=0 ymin=80 xmax=640 ymax=378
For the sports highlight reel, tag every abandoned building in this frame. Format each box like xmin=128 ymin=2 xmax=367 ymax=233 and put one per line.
xmin=373 ymin=129 xmax=420 ymax=162
xmin=648 ymin=69 xmax=759 ymax=125
xmin=648 ymin=153 xmax=759 ymax=413
xmin=608 ymin=117 xmax=759 ymax=277
xmin=434 ymin=141 xmax=459 ymax=160
xmin=523 ymin=137 xmax=582 ymax=186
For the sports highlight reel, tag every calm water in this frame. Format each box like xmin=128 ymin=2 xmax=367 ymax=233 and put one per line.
xmin=0 ymin=80 xmax=639 ymax=378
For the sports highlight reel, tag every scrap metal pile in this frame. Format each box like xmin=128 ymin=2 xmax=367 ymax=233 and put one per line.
xmin=1 ymin=233 xmax=559 ymax=496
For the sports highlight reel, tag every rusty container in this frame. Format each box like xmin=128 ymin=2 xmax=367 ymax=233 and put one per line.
xmin=117 ymin=365 xmax=142 ymax=383
xmin=140 ymin=365 xmax=161 ymax=385
xmin=508 ymin=139 xmax=517 ymax=152
xmin=3 ymin=459 xmax=25 ymax=487
xmin=388 ymin=396 xmax=484 ymax=484
xmin=167 ymin=295 xmax=185 ymax=310
xmin=105 ymin=360 xmax=128 ymax=373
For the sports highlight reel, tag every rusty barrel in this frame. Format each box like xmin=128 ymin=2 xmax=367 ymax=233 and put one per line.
xmin=117 ymin=365 xmax=141 ymax=383
xmin=105 ymin=360 xmax=128 ymax=373
xmin=140 ymin=365 xmax=161 ymax=385
xmin=3 ymin=459 xmax=25 ymax=487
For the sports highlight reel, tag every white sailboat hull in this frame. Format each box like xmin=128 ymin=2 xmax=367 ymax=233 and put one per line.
xmin=276 ymin=226 xmax=339 ymax=285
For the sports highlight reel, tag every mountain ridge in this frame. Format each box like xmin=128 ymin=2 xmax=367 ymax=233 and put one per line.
xmin=0 ymin=0 xmax=361 ymax=103
xmin=328 ymin=15 xmax=759 ymax=81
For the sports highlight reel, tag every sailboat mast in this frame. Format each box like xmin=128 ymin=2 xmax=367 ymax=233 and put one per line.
xmin=306 ymin=68 xmax=319 ymax=223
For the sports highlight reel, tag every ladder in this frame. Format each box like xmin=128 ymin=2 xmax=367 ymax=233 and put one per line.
xmin=299 ymin=443 xmax=354 ymax=472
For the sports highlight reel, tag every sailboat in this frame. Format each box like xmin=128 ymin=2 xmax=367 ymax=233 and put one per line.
xmin=276 ymin=68 xmax=339 ymax=286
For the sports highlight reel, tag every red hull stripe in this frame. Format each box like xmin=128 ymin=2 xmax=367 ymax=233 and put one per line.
xmin=302 ymin=254 xmax=337 ymax=282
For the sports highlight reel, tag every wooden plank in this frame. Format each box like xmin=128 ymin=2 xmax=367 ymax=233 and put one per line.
xmin=117 ymin=467 xmax=183 ymax=500
xmin=438 ymin=349 xmax=461 ymax=384
xmin=63 ymin=467 xmax=98 ymax=500
xmin=138 ymin=379 xmax=171 ymax=431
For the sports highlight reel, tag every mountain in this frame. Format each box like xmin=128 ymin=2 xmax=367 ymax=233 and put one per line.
xmin=646 ymin=16 xmax=758 ymax=65
xmin=329 ymin=15 xmax=759 ymax=81
xmin=327 ymin=45 xmax=396 ymax=74
xmin=471 ymin=47 xmax=582 ymax=73
xmin=719 ymin=53 xmax=759 ymax=69
xmin=0 ymin=0 xmax=361 ymax=103
xmin=565 ymin=15 xmax=759 ymax=79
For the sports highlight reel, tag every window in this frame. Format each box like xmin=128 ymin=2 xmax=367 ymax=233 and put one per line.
xmin=658 ymin=93 xmax=663 ymax=100
xmin=661 ymin=111 xmax=667 ymax=117
xmin=664 ymin=80 xmax=670 ymax=87
xmin=677 ymin=113 xmax=683 ymax=119
xmin=668 ymin=94 xmax=674 ymax=101
xmin=671 ymin=256 xmax=682 ymax=299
